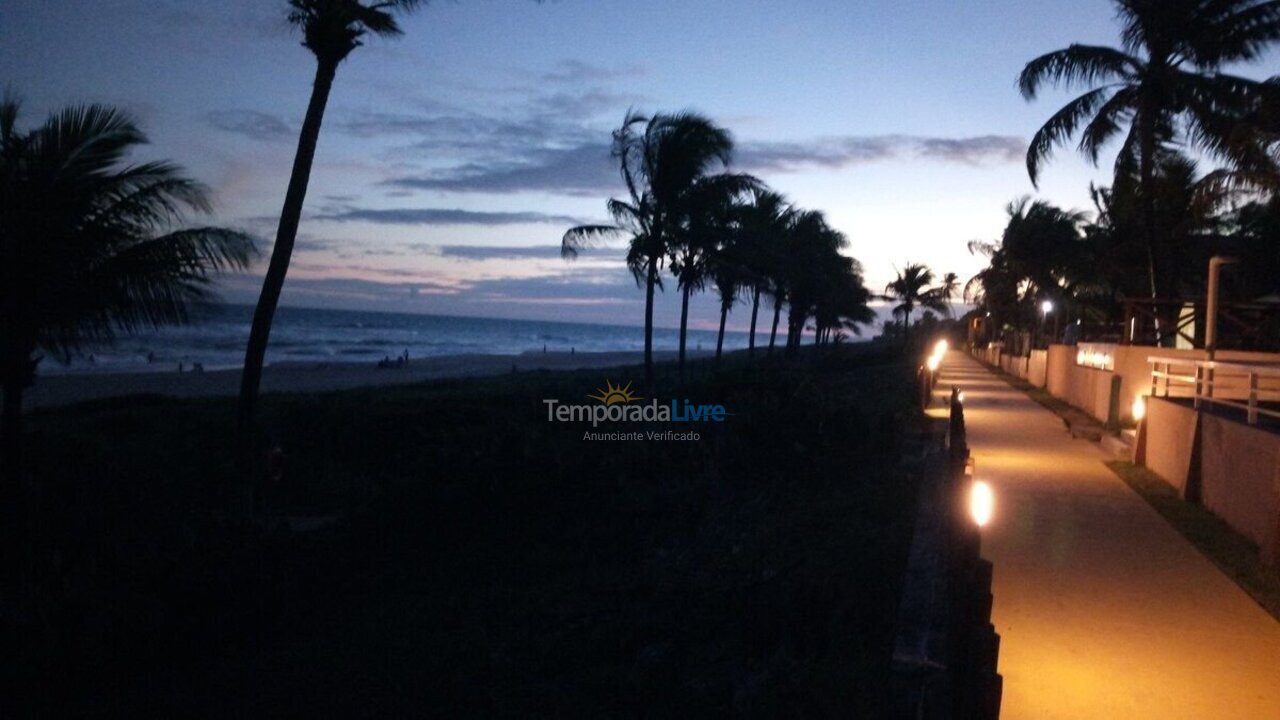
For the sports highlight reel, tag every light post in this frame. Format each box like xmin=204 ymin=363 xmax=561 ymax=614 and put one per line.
xmin=1039 ymin=300 xmax=1054 ymax=348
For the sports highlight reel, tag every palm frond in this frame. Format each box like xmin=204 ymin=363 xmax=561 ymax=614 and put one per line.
xmin=1018 ymin=44 xmax=1137 ymax=99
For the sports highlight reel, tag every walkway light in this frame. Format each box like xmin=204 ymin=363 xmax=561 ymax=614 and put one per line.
xmin=1132 ymin=395 xmax=1146 ymax=422
xmin=1041 ymin=300 xmax=1054 ymax=315
xmin=927 ymin=354 xmax=941 ymax=372
xmin=970 ymin=480 xmax=994 ymax=528
xmin=935 ymin=339 xmax=949 ymax=356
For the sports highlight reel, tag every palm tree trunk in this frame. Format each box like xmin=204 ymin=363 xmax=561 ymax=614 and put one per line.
xmin=1 ymin=382 xmax=22 ymax=486
xmin=239 ymin=58 xmax=339 ymax=435
xmin=1139 ymin=116 xmax=1164 ymax=345
xmin=678 ymin=283 xmax=691 ymax=378
xmin=748 ymin=288 xmax=760 ymax=357
xmin=716 ymin=302 xmax=728 ymax=363
xmin=769 ymin=297 xmax=781 ymax=355
xmin=644 ymin=258 xmax=657 ymax=386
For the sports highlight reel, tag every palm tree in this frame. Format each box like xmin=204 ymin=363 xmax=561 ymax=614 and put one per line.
xmin=707 ymin=204 xmax=749 ymax=363
xmin=884 ymin=263 xmax=948 ymax=346
xmin=811 ymin=254 xmax=875 ymax=345
xmin=1018 ymin=0 xmax=1280 ymax=316
xmin=781 ymin=210 xmax=847 ymax=353
xmin=563 ymin=110 xmax=754 ymax=383
xmin=0 ymin=100 xmax=254 ymax=483
xmin=734 ymin=189 xmax=794 ymax=356
xmin=932 ymin=272 xmax=960 ymax=316
xmin=669 ymin=172 xmax=759 ymax=374
xmin=239 ymin=0 xmax=423 ymax=432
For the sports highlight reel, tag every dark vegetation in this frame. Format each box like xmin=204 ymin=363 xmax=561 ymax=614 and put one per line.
xmin=5 ymin=345 xmax=918 ymax=717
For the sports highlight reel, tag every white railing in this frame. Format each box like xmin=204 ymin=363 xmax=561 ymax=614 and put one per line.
xmin=1148 ymin=356 xmax=1280 ymax=425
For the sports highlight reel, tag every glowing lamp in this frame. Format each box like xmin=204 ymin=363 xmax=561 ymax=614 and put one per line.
xmin=1132 ymin=395 xmax=1146 ymax=422
xmin=970 ymin=480 xmax=994 ymax=528
xmin=1041 ymin=300 xmax=1054 ymax=314
xmin=957 ymin=391 xmax=966 ymax=404
xmin=935 ymin=339 xmax=949 ymax=356
xmin=926 ymin=354 xmax=941 ymax=372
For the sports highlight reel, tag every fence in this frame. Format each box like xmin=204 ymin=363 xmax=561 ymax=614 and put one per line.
xmin=1148 ymin=356 xmax=1280 ymax=426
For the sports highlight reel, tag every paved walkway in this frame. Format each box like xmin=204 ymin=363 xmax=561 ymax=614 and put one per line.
xmin=934 ymin=351 xmax=1280 ymax=720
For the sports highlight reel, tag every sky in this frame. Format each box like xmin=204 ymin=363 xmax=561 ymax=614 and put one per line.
xmin=5 ymin=0 xmax=1276 ymax=332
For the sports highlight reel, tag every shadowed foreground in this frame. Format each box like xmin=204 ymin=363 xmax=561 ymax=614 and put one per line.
xmin=5 ymin=347 xmax=917 ymax=717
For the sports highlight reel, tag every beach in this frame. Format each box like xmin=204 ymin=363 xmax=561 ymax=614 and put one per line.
xmin=24 ymin=350 xmax=709 ymax=409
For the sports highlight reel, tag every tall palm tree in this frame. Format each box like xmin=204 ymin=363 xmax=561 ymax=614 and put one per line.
xmin=563 ymin=110 xmax=754 ymax=383
xmin=781 ymin=210 xmax=847 ymax=353
xmin=239 ymin=0 xmax=423 ymax=432
xmin=669 ymin=172 xmax=759 ymax=374
xmin=1018 ymin=0 xmax=1280 ymax=314
xmin=811 ymin=254 xmax=875 ymax=345
xmin=884 ymin=263 xmax=947 ymax=346
xmin=734 ymin=189 xmax=794 ymax=356
xmin=0 ymin=100 xmax=254 ymax=482
xmin=932 ymin=272 xmax=960 ymax=317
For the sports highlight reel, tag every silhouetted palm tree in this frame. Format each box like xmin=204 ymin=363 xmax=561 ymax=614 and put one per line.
xmin=563 ymin=110 xmax=754 ymax=382
xmin=884 ymin=263 xmax=947 ymax=345
xmin=933 ymin=272 xmax=960 ymax=316
xmin=781 ymin=210 xmax=847 ymax=353
xmin=1019 ymin=0 xmax=1280 ymax=308
xmin=669 ymin=171 xmax=759 ymax=374
xmin=811 ymin=254 xmax=875 ymax=345
xmin=733 ymin=189 xmax=794 ymax=356
xmin=0 ymin=100 xmax=253 ymax=482
xmin=239 ymin=0 xmax=423 ymax=432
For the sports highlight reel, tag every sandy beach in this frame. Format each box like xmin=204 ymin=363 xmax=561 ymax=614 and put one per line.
xmin=25 ymin=350 xmax=708 ymax=410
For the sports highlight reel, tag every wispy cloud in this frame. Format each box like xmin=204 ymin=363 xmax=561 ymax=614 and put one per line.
xmin=312 ymin=207 xmax=590 ymax=226
xmin=917 ymin=135 xmax=1024 ymax=164
xmin=381 ymin=133 xmax=1024 ymax=197
xmin=426 ymin=244 xmax=600 ymax=260
xmin=738 ymin=134 xmax=1025 ymax=173
xmin=383 ymin=143 xmax=617 ymax=197
xmin=540 ymin=59 xmax=646 ymax=84
xmin=204 ymin=109 xmax=293 ymax=142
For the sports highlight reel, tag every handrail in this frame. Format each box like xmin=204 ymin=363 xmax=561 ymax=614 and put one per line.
xmin=1147 ymin=356 xmax=1280 ymax=425
xmin=1147 ymin=355 xmax=1280 ymax=377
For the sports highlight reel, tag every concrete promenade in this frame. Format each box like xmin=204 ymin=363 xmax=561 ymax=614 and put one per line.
xmin=934 ymin=351 xmax=1280 ymax=719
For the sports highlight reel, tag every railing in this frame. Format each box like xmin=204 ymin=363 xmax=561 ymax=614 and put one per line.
xmin=1148 ymin=356 xmax=1280 ymax=425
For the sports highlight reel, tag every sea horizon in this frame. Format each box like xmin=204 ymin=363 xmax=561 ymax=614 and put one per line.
xmin=41 ymin=302 xmax=804 ymax=376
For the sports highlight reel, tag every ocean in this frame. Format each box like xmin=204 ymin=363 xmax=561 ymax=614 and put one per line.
xmin=44 ymin=304 xmax=759 ymax=374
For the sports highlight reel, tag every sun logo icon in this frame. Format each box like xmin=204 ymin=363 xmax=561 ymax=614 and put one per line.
xmin=588 ymin=380 xmax=643 ymax=405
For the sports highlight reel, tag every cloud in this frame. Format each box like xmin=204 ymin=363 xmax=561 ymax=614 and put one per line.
xmin=204 ymin=109 xmax=293 ymax=142
xmin=918 ymin=135 xmax=1024 ymax=164
xmin=312 ymin=207 xmax=590 ymax=226
xmin=380 ymin=133 xmax=1024 ymax=197
xmin=384 ymin=142 xmax=618 ymax=196
xmin=540 ymin=59 xmax=646 ymax=84
xmin=422 ymin=244 xmax=608 ymax=260
xmin=738 ymin=134 xmax=1026 ymax=173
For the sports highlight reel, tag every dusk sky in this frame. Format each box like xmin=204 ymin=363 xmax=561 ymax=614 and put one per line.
xmin=6 ymin=0 xmax=1278 ymax=332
